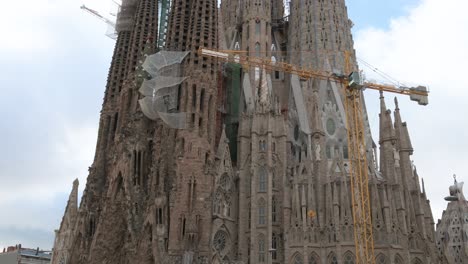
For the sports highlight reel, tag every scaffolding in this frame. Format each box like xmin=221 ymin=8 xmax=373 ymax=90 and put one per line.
xmin=115 ymin=0 xmax=138 ymax=32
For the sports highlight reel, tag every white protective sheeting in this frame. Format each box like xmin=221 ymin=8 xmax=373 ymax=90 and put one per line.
xmin=142 ymin=51 xmax=190 ymax=77
xmin=139 ymin=97 xmax=187 ymax=129
xmin=139 ymin=51 xmax=189 ymax=129
xmin=139 ymin=76 xmax=187 ymax=97
xmin=115 ymin=0 xmax=138 ymax=32
xmin=291 ymin=74 xmax=311 ymax=134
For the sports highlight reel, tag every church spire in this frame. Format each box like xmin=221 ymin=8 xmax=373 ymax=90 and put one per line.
xmin=379 ymin=92 xmax=395 ymax=144
xmin=393 ymin=97 xmax=413 ymax=154
xmin=61 ymin=179 xmax=79 ymax=230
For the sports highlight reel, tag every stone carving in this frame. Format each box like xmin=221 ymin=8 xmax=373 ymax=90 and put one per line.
xmin=315 ymin=144 xmax=321 ymax=161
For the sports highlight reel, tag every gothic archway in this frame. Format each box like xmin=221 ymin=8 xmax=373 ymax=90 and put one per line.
xmin=394 ymin=254 xmax=404 ymax=264
xmin=343 ymin=251 xmax=355 ymax=264
xmin=309 ymin=252 xmax=320 ymax=264
xmin=376 ymin=254 xmax=388 ymax=264
xmin=290 ymin=252 xmax=303 ymax=264
xmin=327 ymin=252 xmax=338 ymax=264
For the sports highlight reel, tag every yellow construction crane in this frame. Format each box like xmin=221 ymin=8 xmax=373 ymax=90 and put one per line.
xmin=199 ymin=47 xmax=429 ymax=264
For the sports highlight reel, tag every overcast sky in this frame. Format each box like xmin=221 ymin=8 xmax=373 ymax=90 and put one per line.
xmin=0 ymin=0 xmax=467 ymax=251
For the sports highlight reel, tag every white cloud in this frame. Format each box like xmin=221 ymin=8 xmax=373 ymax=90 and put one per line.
xmin=355 ymin=0 xmax=468 ymax=222
xmin=0 ymin=0 xmax=113 ymax=56
xmin=0 ymin=121 xmax=97 ymax=203
xmin=0 ymin=0 xmax=111 ymax=250
xmin=53 ymin=121 xmax=98 ymax=195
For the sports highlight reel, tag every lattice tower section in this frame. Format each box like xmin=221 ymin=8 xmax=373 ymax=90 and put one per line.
xmin=124 ymin=0 xmax=159 ymax=76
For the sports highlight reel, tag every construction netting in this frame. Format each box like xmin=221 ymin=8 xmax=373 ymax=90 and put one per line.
xmin=139 ymin=51 xmax=190 ymax=129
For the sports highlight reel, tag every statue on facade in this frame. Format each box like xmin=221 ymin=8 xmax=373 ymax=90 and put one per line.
xmin=315 ymin=144 xmax=321 ymax=161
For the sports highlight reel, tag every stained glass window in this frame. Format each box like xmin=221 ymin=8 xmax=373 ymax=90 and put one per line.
xmin=213 ymin=230 xmax=227 ymax=252
xmin=326 ymin=118 xmax=336 ymax=135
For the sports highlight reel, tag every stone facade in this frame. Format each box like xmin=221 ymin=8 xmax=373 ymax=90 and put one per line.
xmin=53 ymin=0 xmax=439 ymax=263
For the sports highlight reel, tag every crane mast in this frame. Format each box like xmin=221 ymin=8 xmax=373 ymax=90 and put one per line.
xmin=345 ymin=85 xmax=376 ymax=264
xmin=199 ymin=47 xmax=429 ymax=264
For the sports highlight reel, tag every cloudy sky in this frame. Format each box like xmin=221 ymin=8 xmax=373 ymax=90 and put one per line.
xmin=0 ymin=0 xmax=467 ymax=251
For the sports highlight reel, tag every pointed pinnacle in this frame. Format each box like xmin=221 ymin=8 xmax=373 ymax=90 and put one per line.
xmin=394 ymin=96 xmax=399 ymax=110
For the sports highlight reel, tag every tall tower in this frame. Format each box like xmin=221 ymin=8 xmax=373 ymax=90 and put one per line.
xmin=51 ymin=179 xmax=79 ymax=264
xmin=288 ymin=0 xmax=356 ymax=71
xmin=164 ymin=0 xmax=219 ymax=262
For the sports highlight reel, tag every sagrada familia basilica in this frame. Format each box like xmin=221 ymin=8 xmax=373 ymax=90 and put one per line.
xmin=50 ymin=0 xmax=467 ymax=263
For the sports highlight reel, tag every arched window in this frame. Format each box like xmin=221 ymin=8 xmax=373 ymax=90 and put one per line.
xmin=258 ymin=235 xmax=265 ymax=262
xmin=259 ymin=167 xmax=267 ymax=192
xmin=183 ymin=84 xmax=189 ymax=111
xmin=112 ymin=112 xmax=119 ymax=135
xmin=255 ymin=21 xmax=261 ymax=35
xmin=293 ymin=253 xmax=303 ymax=264
xmin=199 ymin=88 xmax=205 ymax=111
xmin=177 ymin=84 xmax=182 ymax=111
xmin=309 ymin=253 xmax=320 ymax=264
xmin=259 ymin=140 xmax=266 ymax=151
xmin=114 ymin=172 xmax=124 ymax=199
xmin=258 ymin=199 xmax=266 ymax=225
xmin=214 ymin=190 xmax=222 ymax=214
xmin=376 ymin=254 xmax=388 ymax=264
xmin=255 ymin=42 xmax=261 ymax=57
xmin=226 ymin=200 xmax=231 ymax=217
xmin=272 ymin=233 xmax=278 ymax=260
xmin=272 ymin=196 xmax=277 ymax=222
xmin=191 ymin=84 xmax=197 ymax=110
xmin=328 ymin=252 xmax=338 ymax=264
xmin=343 ymin=251 xmax=355 ymax=264
xmin=343 ymin=145 xmax=349 ymax=159
xmin=207 ymin=95 xmax=213 ymax=141
xmin=394 ymin=254 xmax=403 ymax=264
xmin=272 ymin=171 xmax=276 ymax=188
xmin=157 ymin=208 xmax=163 ymax=224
